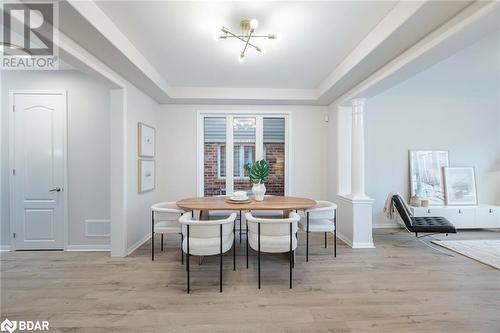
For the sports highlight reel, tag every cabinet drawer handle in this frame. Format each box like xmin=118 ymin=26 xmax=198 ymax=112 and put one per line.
xmin=427 ymin=209 xmax=431 ymax=214
xmin=459 ymin=209 xmax=462 ymax=214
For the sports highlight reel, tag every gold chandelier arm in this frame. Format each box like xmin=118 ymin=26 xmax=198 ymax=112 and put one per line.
xmin=241 ymin=29 xmax=254 ymax=57
xmin=221 ymin=28 xmax=261 ymax=52
xmin=224 ymin=35 xmax=270 ymax=38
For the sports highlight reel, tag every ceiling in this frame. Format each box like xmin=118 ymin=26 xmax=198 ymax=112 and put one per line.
xmin=380 ymin=31 xmax=500 ymax=97
xmin=95 ymin=1 xmax=397 ymax=89
xmin=57 ymin=0 xmax=499 ymax=105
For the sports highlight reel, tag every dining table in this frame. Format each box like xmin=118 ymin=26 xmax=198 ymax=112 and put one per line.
xmin=176 ymin=195 xmax=317 ymax=218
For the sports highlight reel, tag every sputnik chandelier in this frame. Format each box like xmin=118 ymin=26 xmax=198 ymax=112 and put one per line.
xmin=218 ymin=19 xmax=277 ymax=62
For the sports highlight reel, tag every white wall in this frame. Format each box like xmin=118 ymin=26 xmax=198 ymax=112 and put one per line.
xmin=1 ymin=70 xmax=112 ymax=248
xmin=326 ymin=104 xmax=339 ymax=202
xmin=0 ymin=70 xmax=162 ymax=252
xmin=365 ymin=32 xmax=500 ymax=227
xmin=157 ymin=104 xmax=329 ymax=202
xmin=125 ymin=86 xmax=161 ymax=253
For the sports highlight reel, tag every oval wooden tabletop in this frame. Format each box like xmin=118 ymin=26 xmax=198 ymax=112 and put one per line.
xmin=177 ymin=195 xmax=317 ymax=211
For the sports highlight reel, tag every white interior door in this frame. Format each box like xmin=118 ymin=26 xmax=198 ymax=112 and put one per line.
xmin=11 ymin=91 xmax=66 ymax=250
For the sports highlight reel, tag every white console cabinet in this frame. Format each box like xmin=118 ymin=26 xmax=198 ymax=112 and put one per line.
xmin=411 ymin=206 xmax=500 ymax=229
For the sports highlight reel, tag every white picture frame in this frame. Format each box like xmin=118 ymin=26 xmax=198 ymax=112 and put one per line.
xmin=409 ymin=150 xmax=449 ymax=205
xmin=444 ymin=167 xmax=478 ymax=205
xmin=138 ymin=122 xmax=155 ymax=157
xmin=138 ymin=159 xmax=155 ymax=193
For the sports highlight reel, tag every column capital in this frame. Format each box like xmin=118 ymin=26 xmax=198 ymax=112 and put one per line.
xmin=351 ymin=98 xmax=366 ymax=112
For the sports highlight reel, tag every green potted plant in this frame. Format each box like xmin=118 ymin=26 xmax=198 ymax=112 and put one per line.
xmin=244 ymin=159 xmax=269 ymax=201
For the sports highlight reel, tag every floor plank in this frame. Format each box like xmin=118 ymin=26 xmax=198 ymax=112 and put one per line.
xmin=1 ymin=229 xmax=499 ymax=332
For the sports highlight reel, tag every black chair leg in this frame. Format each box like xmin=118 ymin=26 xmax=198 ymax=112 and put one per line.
xmin=233 ymin=221 xmax=236 ymax=271
xmin=220 ymin=224 xmax=223 ymax=293
xmin=306 ymin=212 xmax=309 ymax=262
xmin=258 ymin=223 xmax=261 ymax=289
xmin=334 ymin=231 xmax=337 ymax=258
xmin=324 ymin=232 xmax=327 ymax=248
xmin=151 ymin=211 xmax=155 ymax=261
xmin=239 ymin=210 xmax=242 ymax=244
xmin=334 ymin=216 xmax=337 ymax=258
xmin=290 ymin=222 xmax=293 ymax=289
xmin=187 ymin=225 xmax=190 ymax=294
xmin=161 ymin=234 xmax=164 ymax=251
xmin=246 ymin=222 xmax=249 ymax=269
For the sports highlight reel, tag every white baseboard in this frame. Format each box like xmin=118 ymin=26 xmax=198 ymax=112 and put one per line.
xmin=336 ymin=232 xmax=353 ymax=248
xmin=0 ymin=245 xmax=11 ymax=252
xmin=126 ymin=233 xmax=151 ymax=256
xmin=336 ymin=232 xmax=375 ymax=249
xmin=352 ymin=241 xmax=376 ymax=248
xmin=66 ymin=244 xmax=110 ymax=251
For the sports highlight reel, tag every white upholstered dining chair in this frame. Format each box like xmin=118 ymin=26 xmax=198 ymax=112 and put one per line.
xmin=179 ymin=212 xmax=237 ymax=293
xmin=150 ymin=202 xmax=187 ymax=261
xmin=299 ymin=200 xmax=337 ymax=261
xmin=245 ymin=211 xmax=300 ymax=289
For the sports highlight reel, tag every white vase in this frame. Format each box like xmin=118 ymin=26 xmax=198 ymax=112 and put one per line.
xmin=252 ymin=183 xmax=266 ymax=201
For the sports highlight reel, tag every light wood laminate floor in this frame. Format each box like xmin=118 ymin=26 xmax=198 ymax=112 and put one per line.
xmin=1 ymin=229 xmax=499 ymax=332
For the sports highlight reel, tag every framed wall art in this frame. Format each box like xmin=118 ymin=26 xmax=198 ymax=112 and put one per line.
xmin=138 ymin=122 xmax=156 ymax=157
xmin=138 ymin=159 xmax=155 ymax=193
xmin=409 ymin=150 xmax=449 ymax=205
xmin=443 ymin=167 xmax=478 ymax=205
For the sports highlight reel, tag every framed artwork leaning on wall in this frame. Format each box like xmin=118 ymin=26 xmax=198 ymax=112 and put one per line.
xmin=409 ymin=150 xmax=449 ymax=205
xmin=443 ymin=167 xmax=478 ymax=205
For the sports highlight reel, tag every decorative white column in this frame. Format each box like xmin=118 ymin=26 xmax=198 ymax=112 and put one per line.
xmin=335 ymin=98 xmax=374 ymax=249
xmin=350 ymin=99 xmax=367 ymax=199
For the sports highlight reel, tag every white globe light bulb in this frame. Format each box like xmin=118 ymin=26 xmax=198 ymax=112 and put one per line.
xmin=250 ymin=19 xmax=259 ymax=29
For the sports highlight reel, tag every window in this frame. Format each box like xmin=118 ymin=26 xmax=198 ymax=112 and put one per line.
xmin=201 ymin=114 xmax=288 ymax=196
xmin=217 ymin=144 xmax=254 ymax=179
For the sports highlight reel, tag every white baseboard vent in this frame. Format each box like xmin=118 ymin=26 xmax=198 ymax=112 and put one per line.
xmin=66 ymin=244 xmax=110 ymax=251
xmin=85 ymin=219 xmax=111 ymax=237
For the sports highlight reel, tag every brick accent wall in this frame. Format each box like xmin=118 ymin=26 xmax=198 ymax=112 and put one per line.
xmin=203 ymin=143 xmax=285 ymax=196
xmin=265 ymin=143 xmax=285 ymax=196
xmin=204 ymin=143 xmax=225 ymax=196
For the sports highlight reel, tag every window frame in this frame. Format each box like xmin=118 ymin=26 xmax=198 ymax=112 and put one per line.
xmin=198 ymin=111 xmax=291 ymax=196
xmin=217 ymin=144 xmax=226 ymax=179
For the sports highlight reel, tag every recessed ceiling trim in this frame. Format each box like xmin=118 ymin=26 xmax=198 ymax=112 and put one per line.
xmin=168 ymin=87 xmax=316 ymax=101
xmin=62 ymin=0 xmax=491 ymax=106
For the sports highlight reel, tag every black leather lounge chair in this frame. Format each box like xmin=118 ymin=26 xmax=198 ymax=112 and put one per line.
xmin=392 ymin=194 xmax=457 ymax=237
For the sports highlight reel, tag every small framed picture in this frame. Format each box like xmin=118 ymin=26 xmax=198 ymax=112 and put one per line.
xmin=138 ymin=122 xmax=155 ymax=157
xmin=138 ymin=159 xmax=155 ymax=193
xmin=443 ymin=167 xmax=478 ymax=205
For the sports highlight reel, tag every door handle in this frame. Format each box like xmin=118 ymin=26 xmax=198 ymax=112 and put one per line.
xmin=49 ymin=187 xmax=62 ymax=192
